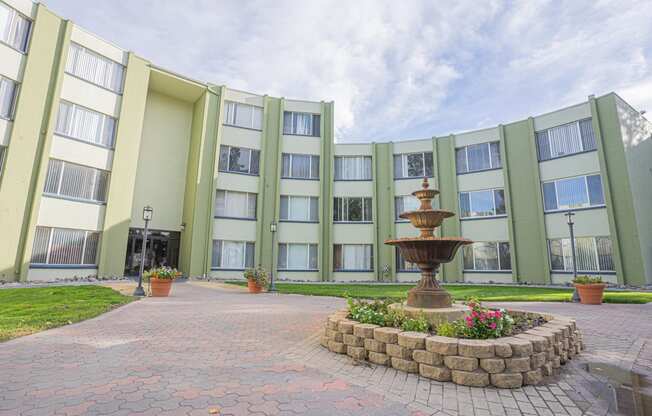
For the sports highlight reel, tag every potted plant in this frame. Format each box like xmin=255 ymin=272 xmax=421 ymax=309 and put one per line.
xmin=573 ymin=275 xmax=606 ymax=305
xmin=144 ymin=267 xmax=181 ymax=297
xmin=244 ymin=266 xmax=268 ymax=293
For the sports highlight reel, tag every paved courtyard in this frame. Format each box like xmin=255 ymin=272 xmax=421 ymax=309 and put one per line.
xmin=1 ymin=282 xmax=650 ymax=416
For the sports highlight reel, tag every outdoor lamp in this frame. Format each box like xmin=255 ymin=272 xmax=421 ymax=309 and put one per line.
xmin=143 ymin=205 xmax=154 ymax=221
xmin=269 ymin=221 xmax=278 ymax=292
xmin=134 ymin=205 xmax=154 ymax=297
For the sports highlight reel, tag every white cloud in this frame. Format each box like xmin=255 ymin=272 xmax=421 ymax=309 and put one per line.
xmin=44 ymin=0 xmax=652 ymax=140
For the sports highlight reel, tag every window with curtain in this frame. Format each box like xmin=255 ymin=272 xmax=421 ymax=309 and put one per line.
xmin=394 ymin=195 xmax=421 ymax=220
xmin=43 ymin=159 xmax=109 ymax=203
xmin=536 ymin=119 xmax=596 ymax=161
xmin=396 ymin=248 xmax=419 ymax=272
xmin=542 ymin=174 xmax=604 ymax=211
xmin=211 ymin=240 xmax=255 ymax=269
xmin=55 ymin=101 xmax=117 ymax=148
xmin=334 ymin=156 xmax=372 ymax=180
xmin=333 ymin=197 xmax=372 ymax=222
xmin=0 ymin=76 xmax=18 ymax=119
xmin=283 ymin=111 xmax=320 ymax=136
xmin=280 ymin=195 xmax=319 ymax=222
xmin=459 ymin=189 xmax=506 ymax=218
xmin=278 ymin=243 xmax=318 ymax=270
xmin=0 ymin=3 xmax=31 ymax=52
xmin=463 ymin=242 xmax=511 ymax=271
xmin=65 ymin=43 xmax=125 ymax=93
xmin=218 ymin=145 xmax=260 ymax=175
xmin=393 ymin=152 xmax=434 ymax=179
xmin=281 ymin=153 xmax=319 ymax=179
xmin=214 ymin=190 xmax=256 ymax=219
xmin=548 ymin=236 xmax=614 ymax=272
xmin=30 ymin=226 xmax=100 ymax=266
xmin=456 ymin=142 xmax=501 ymax=174
xmin=333 ymin=244 xmax=373 ymax=271
xmin=223 ymin=101 xmax=263 ymax=130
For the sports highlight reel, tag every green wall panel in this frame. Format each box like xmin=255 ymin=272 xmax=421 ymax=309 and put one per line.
xmin=499 ymin=125 xmax=519 ymax=282
xmin=319 ymin=102 xmax=334 ymax=281
xmin=373 ymin=142 xmax=395 ymax=281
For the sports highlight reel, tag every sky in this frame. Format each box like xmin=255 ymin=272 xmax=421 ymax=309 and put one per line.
xmin=44 ymin=0 xmax=652 ymax=142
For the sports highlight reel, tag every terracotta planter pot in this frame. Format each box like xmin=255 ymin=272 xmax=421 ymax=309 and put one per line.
xmin=150 ymin=277 xmax=173 ymax=297
xmin=247 ymin=280 xmax=263 ymax=294
xmin=574 ymin=283 xmax=606 ymax=305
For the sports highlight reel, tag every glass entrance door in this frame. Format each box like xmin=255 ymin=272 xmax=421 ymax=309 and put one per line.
xmin=124 ymin=229 xmax=180 ymax=276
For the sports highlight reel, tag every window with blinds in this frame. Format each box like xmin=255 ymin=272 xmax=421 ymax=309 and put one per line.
xmin=218 ymin=145 xmax=260 ymax=175
xmin=333 ymin=197 xmax=372 ymax=222
xmin=0 ymin=146 xmax=6 ymax=173
xmin=459 ymin=189 xmax=506 ymax=218
xmin=396 ymin=248 xmax=419 ymax=272
xmin=223 ymin=101 xmax=263 ymax=130
xmin=31 ymin=226 xmax=100 ymax=266
xmin=282 ymin=153 xmax=319 ymax=180
xmin=214 ymin=190 xmax=256 ymax=219
xmin=334 ymin=244 xmax=374 ymax=271
xmin=463 ymin=242 xmax=511 ymax=271
xmin=211 ymin=240 xmax=254 ymax=269
xmin=0 ymin=76 xmax=18 ymax=119
xmin=43 ymin=159 xmax=109 ymax=203
xmin=394 ymin=195 xmax=420 ymax=220
xmin=278 ymin=243 xmax=318 ymax=270
xmin=280 ymin=195 xmax=319 ymax=222
xmin=536 ymin=119 xmax=596 ymax=161
xmin=456 ymin=142 xmax=501 ymax=174
xmin=65 ymin=43 xmax=125 ymax=93
xmin=283 ymin=111 xmax=320 ymax=136
xmin=548 ymin=236 xmax=614 ymax=272
xmin=0 ymin=2 xmax=31 ymax=52
xmin=542 ymin=174 xmax=604 ymax=212
xmin=393 ymin=152 xmax=434 ymax=179
xmin=334 ymin=156 xmax=372 ymax=180
xmin=55 ymin=101 xmax=117 ymax=148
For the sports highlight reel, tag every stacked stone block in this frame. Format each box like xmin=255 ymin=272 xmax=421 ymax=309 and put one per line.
xmin=321 ymin=309 xmax=583 ymax=389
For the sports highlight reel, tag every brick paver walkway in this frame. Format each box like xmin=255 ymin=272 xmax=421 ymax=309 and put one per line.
xmin=1 ymin=282 xmax=650 ymax=415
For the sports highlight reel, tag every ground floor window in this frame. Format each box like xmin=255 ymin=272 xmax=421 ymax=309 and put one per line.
xmin=278 ymin=243 xmax=318 ymax=270
xmin=548 ymin=236 xmax=614 ymax=272
xmin=334 ymin=244 xmax=373 ymax=271
xmin=396 ymin=248 xmax=419 ymax=272
xmin=463 ymin=241 xmax=511 ymax=272
xmin=124 ymin=229 xmax=180 ymax=276
xmin=30 ymin=226 xmax=100 ymax=266
xmin=212 ymin=240 xmax=254 ymax=269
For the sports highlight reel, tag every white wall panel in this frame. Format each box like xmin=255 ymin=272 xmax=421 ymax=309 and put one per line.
xmin=37 ymin=197 xmax=105 ymax=231
xmin=50 ymin=135 xmax=114 ymax=171
xmin=60 ymin=74 xmax=121 ymax=117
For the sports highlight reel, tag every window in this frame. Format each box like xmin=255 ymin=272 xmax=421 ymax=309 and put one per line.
xmin=218 ymin=145 xmax=260 ymax=175
xmin=334 ymin=197 xmax=372 ymax=222
xmin=65 ymin=43 xmax=125 ymax=93
xmin=394 ymin=195 xmax=420 ymax=220
xmin=43 ymin=159 xmax=109 ymax=203
xmin=456 ymin=142 xmax=501 ymax=174
xmin=211 ymin=240 xmax=254 ymax=269
xmin=0 ymin=3 xmax=31 ymax=52
xmin=55 ymin=101 xmax=117 ymax=148
xmin=393 ymin=152 xmax=434 ymax=179
xmin=0 ymin=76 xmax=18 ymax=119
xmin=280 ymin=195 xmax=318 ymax=222
xmin=536 ymin=119 xmax=596 ymax=161
xmin=549 ymin=237 xmax=614 ymax=272
xmin=396 ymin=248 xmax=419 ymax=272
xmin=542 ymin=174 xmax=604 ymax=212
xmin=334 ymin=244 xmax=373 ymax=271
xmin=283 ymin=111 xmax=320 ymax=136
xmin=278 ymin=243 xmax=318 ymax=270
xmin=463 ymin=242 xmax=511 ymax=271
xmin=334 ymin=156 xmax=372 ymax=180
xmin=31 ymin=226 xmax=100 ymax=266
xmin=459 ymin=189 xmax=506 ymax=218
xmin=223 ymin=101 xmax=263 ymax=130
xmin=0 ymin=146 xmax=5 ymax=172
xmin=282 ymin=153 xmax=319 ymax=179
xmin=215 ymin=190 xmax=256 ymax=219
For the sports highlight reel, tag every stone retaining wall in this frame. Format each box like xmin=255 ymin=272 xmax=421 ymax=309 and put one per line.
xmin=320 ymin=309 xmax=583 ymax=388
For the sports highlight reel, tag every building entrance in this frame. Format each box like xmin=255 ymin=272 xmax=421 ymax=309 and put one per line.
xmin=124 ymin=229 xmax=180 ymax=276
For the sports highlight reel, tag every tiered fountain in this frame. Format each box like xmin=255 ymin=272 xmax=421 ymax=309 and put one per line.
xmin=385 ymin=177 xmax=473 ymax=326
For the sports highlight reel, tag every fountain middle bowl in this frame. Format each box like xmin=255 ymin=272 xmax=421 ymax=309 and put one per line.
xmin=398 ymin=209 xmax=455 ymax=230
xmin=384 ymin=237 xmax=473 ymax=264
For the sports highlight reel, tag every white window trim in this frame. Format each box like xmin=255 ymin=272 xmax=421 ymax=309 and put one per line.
xmin=457 ymin=142 xmax=500 ymax=174
xmin=0 ymin=3 xmax=32 ymax=53
xmin=32 ymin=227 xmax=100 ymax=266
xmin=66 ymin=42 xmax=125 ymax=93
xmin=396 ymin=152 xmax=431 ymax=179
xmin=460 ymin=188 xmax=506 ymax=219
xmin=44 ymin=159 xmax=109 ymax=204
xmin=548 ymin=237 xmax=614 ymax=273
xmin=215 ymin=190 xmax=256 ymax=219
xmin=334 ymin=197 xmax=372 ymax=223
xmin=463 ymin=241 xmax=511 ymax=272
xmin=283 ymin=153 xmax=318 ymax=179
xmin=278 ymin=243 xmax=318 ymax=270
xmin=223 ymin=101 xmax=263 ymax=130
xmin=214 ymin=240 xmax=253 ymax=269
xmin=220 ymin=145 xmax=258 ymax=175
xmin=55 ymin=100 xmax=117 ymax=148
xmin=334 ymin=156 xmax=372 ymax=180
xmin=280 ymin=195 xmax=318 ymax=222
xmin=538 ymin=119 xmax=593 ymax=161
xmin=542 ymin=174 xmax=605 ymax=213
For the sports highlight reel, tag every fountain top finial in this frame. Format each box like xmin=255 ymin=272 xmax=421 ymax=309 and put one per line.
xmin=422 ymin=177 xmax=429 ymax=190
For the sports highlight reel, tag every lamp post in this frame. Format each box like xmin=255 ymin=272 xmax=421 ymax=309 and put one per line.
xmin=565 ymin=210 xmax=580 ymax=302
xmin=269 ymin=221 xmax=278 ymax=292
xmin=133 ymin=205 xmax=153 ymax=297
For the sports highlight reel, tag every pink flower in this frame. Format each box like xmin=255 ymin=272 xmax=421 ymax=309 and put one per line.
xmin=494 ymin=310 xmax=502 ymax=318
xmin=471 ymin=311 xmax=479 ymax=318
xmin=479 ymin=313 xmax=486 ymax=322
xmin=490 ymin=323 xmax=497 ymax=330
xmin=466 ymin=320 xmax=473 ymax=328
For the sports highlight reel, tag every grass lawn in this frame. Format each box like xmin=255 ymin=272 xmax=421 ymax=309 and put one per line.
xmin=0 ymin=285 xmax=133 ymax=342
xmin=226 ymin=282 xmax=652 ymax=304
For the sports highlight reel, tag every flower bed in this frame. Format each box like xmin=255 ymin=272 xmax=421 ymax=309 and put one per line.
xmin=320 ymin=307 xmax=583 ymax=388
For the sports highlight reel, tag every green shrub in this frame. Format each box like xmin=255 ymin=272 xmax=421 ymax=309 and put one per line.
xmin=436 ymin=321 xmax=462 ymax=337
xmin=345 ymin=295 xmax=430 ymax=332
xmin=401 ymin=316 xmax=430 ymax=333
xmin=572 ymin=275 xmax=603 ymax=284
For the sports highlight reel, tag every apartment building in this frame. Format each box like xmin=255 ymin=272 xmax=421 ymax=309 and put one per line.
xmin=0 ymin=0 xmax=650 ymax=286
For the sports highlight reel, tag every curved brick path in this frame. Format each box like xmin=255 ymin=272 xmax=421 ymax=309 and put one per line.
xmin=0 ymin=282 xmax=649 ymax=415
